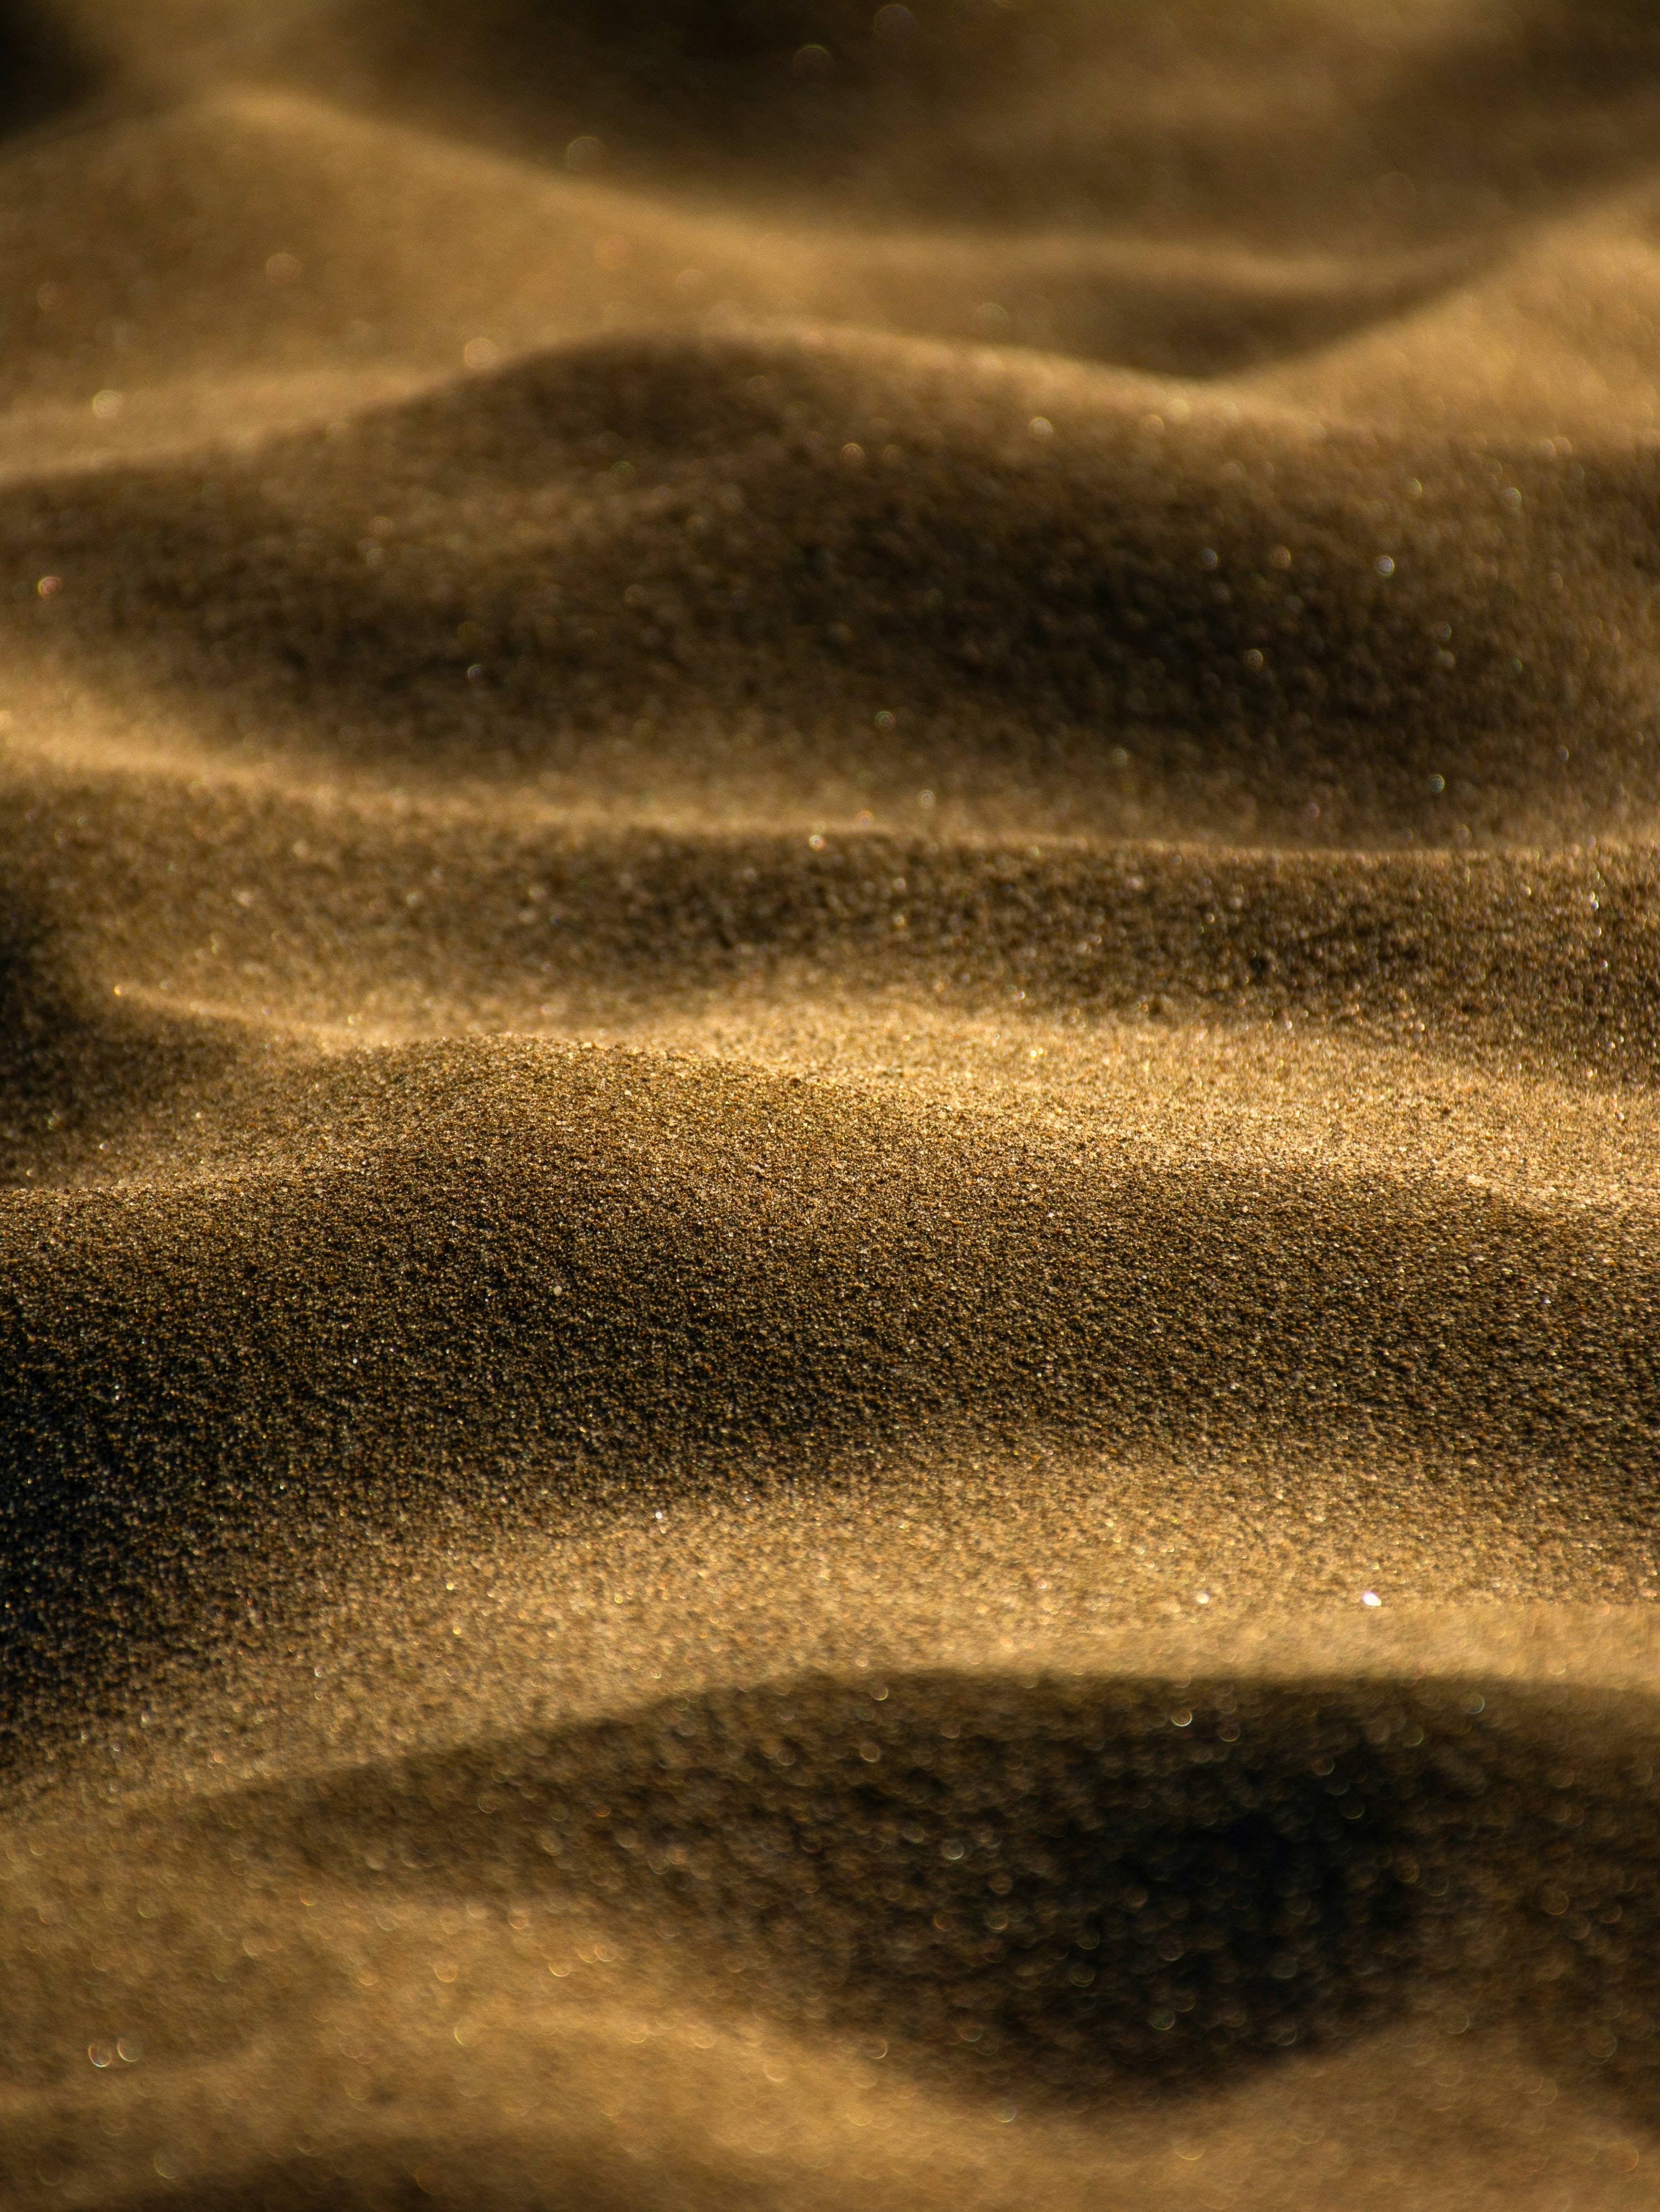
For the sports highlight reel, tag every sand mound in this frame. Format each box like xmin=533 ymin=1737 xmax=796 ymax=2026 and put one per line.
xmin=0 ymin=0 xmax=97 ymax=136
xmin=10 ymin=324 xmax=1660 ymax=846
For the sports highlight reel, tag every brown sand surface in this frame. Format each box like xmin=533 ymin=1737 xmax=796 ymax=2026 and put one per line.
xmin=6 ymin=3 xmax=1660 ymax=2204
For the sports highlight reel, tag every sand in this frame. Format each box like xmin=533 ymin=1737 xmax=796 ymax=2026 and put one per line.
xmin=4 ymin=3 xmax=1660 ymax=2205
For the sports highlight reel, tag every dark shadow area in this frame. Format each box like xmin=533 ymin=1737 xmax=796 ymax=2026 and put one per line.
xmin=2 ymin=1045 xmax=1656 ymax=1740
xmin=0 ymin=889 xmax=235 ymax=1188
xmin=295 ymin=0 xmax=1660 ymax=245
xmin=198 ymin=1671 xmax=1660 ymax=2116
xmin=0 ymin=0 xmax=101 ymax=141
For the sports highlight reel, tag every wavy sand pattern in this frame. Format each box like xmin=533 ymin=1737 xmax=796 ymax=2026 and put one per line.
xmin=5 ymin=4 xmax=1660 ymax=2205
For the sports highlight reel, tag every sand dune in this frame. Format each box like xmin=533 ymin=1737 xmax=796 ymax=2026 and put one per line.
xmin=6 ymin=4 xmax=1660 ymax=2208
xmin=11 ymin=318 xmax=1660 ymax=851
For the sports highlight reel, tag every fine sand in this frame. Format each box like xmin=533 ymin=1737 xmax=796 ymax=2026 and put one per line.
xmin=6 ymin=4 xmax=1660 ymax=2206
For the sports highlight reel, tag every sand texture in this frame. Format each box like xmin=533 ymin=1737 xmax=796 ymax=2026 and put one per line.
xmin=6 ymin=4 xmax=1660 ymax=2205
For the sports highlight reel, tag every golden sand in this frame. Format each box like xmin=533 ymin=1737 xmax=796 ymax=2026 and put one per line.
xmin=5 ymin=4 xmax=1660 ymax=2205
